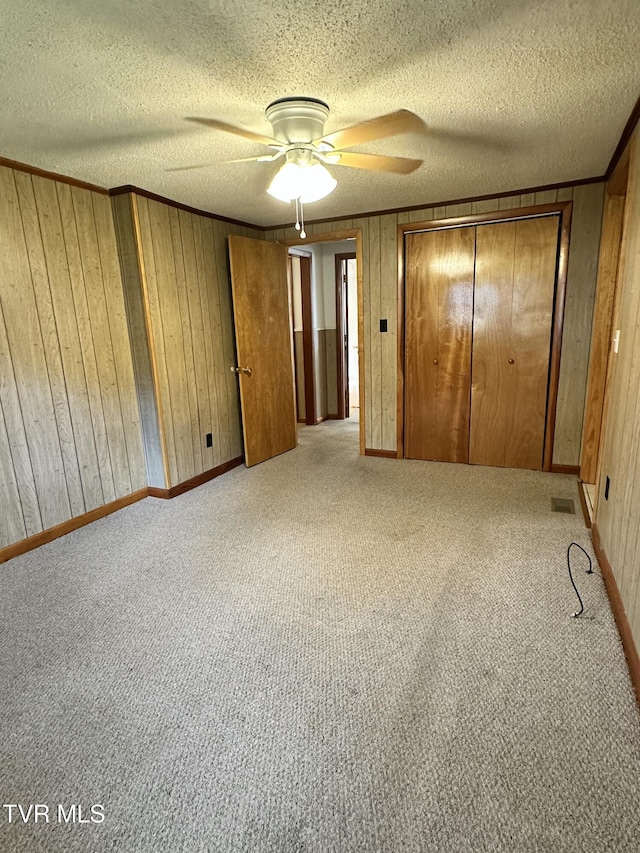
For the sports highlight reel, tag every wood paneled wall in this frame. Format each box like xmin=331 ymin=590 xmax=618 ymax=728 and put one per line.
xmin=0 ymin=165 xmax=145 ymax=551
xmin=113 ymin=193 xmax=260 ymax=488
xmin=595 ymin=126 xmax=640 ymax=651
xmin=265 ymin=185 xmax=604 ymax=461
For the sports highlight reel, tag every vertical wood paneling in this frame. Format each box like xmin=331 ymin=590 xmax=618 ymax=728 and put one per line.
xmin=193 ymin=216 xmax=224 ymax=468
xmin=408 ymin=208 xmax=435 ymax=223
xmin=353 ymin=216 xmax=369 ymax=452
xmin=72 ymin=187 xmax=133 ymax=498
xmin=0 ymin=168 xmax=70 ymax=528
xmin=534 ymin=190 xmax=558 ymax=205
xmin=471 ymin=198 xmax=500 ymax=214
xmin=14 ymin=172 xmax=84 ymax=517
xmin=0 ymin=301 xmax=42 ymax=536
xmin=92 ymin=193 xmax=146 ymax=492
xmin=112 ymin=194 xmax=166 ymax=489
xmin=380 ymin=214 xmax=397 ymax=450
xmin=116 ymin=195 xmax=256 ymax=488
xmin=0 ymin=163 xmax=144 ymax=552
xmin=148 ymin=200 xmax=196 ymax=483
xmin=202 ymin=220 xmax=230 ymax=464
xmin=553 ymin=183 xmax=605 ymax=464
xmin=169 ymin=207 xmax=202 ymax=475
xmin=580 ymin=192 xmax=626 ymax=483
xmin=446 ymin=202 xmax=473 ymax=217
xmin=34 ymin=178 xmax=104 ymax=510
xmin=179 ymin=211 xmax=213 ymax=471
xmin=557 ymin=187 xmax=574 ymax=202
xmin=212 ymin=220 xmax=243 ymax=460
xmin=595 ymin=127 xmax=640 ymax=651
xmin=0 ymin=399 xmax=26 ymax=547
xmin=58 ymin=183 xmax=116 ymax=503
xmin=135 ymin=196 xmax=179 ymax=487
xmin=368 ymin=216 xmax=382 ymax=448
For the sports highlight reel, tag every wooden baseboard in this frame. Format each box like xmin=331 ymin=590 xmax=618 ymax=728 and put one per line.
xmin=592 ymin=524 xmax=640 ymax=707
xmin=0 ymin=456 xmax=245 ymax=563
xmin=0 ymin=489 xmax=148 ymax=564
xmin=551 ymin=463 xmax=580 ymax=475
xmin=364 ymin=448 xmax=397 ymax=459
xmin=147 ymin=456 xmax=244 ymax=499
xmin=577 ymin=481 xmax=593 ymax=529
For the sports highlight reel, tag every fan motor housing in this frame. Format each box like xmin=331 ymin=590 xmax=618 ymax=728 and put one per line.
xmin=265 ymin=97 xmax=330 ymax=144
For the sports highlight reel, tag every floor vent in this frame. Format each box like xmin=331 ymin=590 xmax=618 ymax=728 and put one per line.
xmin=552 ymin=498 xmax=575 ymax=514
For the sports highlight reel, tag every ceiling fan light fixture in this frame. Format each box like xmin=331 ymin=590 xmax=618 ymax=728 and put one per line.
xmin=266 ymin=160 xmax=337 ymax=204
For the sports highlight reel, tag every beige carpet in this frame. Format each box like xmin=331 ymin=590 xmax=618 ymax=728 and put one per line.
xmin=1 ymin=418 xmax=639 ymax=852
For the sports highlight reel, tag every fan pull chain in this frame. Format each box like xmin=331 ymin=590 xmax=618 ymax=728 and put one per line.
xmin=300 ymin=201 xmax=306 ymax=239
xmin=294 ymin=198 xmax=301 ymax=231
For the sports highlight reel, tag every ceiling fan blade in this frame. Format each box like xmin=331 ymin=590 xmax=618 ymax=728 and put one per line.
xmin=229 ymin=151 xmax=285 ymax=163
xmin=317 ymin=110 xmax=426 ymax=150
xmin=165 ymin=162 xmax=219 ymax=172
xmin=185 ymin=117 xmax=279 ymax=148
xmin=330 ymin=151 xmax=423 ymax=174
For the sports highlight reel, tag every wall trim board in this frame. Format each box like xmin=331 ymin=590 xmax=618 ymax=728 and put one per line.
xmin=577 ymin=481 xmax=593 ymax=529
xmin=396 ymin=202 xmax=573 ymax=468
xmin=266 ymin=178 xmax=603 ymax=232
xmin=0 ymin=490 xmax=148 ymax=565
xmin=0 ymin=155 xmax=608 ymax=236
xmin=606 ymin=93 xmax=640 ymax=181
xmin=109 ymin=186 xmax=259 ymax=230
xmin=0 ymin=156 xmax=110 ymax=194
xmin=147 ymin=456 xmax=244 ymax=499
xmin=592 ymin=524 xmax=640 ymax=708
xmin=364 ymin=448 xmax=397 ymax=458
xmin=551 ymin=464 xmax=580 ymax=475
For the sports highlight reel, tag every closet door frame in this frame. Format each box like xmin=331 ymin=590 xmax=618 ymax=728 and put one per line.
xmin=397 ymin=200 xmax=573 ymax=470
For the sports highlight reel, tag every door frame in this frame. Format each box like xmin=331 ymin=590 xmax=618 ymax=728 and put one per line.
xmin=289 ymin=248 xmax=315 ymax=425
xmin=397 ymin=201 xmax=573 ymax=471
xmin=279 ymin=229 xmax=365 ymax=456
xmin=335 ymin=251 xmax=357 ymax=419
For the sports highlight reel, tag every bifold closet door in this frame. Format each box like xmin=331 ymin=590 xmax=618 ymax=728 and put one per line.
xmin=405 ymin=227 xmax=475 ymax=461
xmin=469 ymin=216 xmax=560 ymax=470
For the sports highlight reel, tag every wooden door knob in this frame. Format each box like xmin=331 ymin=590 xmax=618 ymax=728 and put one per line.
xmin=508 ymin=358 xmax=515 ymax=364
xmin=433 ymin=359 xmax=438 ymax=365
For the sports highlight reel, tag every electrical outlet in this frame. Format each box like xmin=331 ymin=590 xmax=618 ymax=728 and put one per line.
xmin=206 ymin=433 xmax=213 ymax=448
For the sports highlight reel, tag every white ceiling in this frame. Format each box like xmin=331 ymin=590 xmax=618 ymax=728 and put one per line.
xmin=1 ymin=0 xmax=639 ymax=227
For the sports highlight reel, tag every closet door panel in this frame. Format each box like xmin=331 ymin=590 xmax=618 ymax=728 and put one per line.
xmin=469 ymin=221 xmax=515 ymax=467
xmin=505 ymin=217 xmax=559 ymax=468
xmin=470 ymin=216 xmax=559 ymax=469
xmin=405 ymin=228 xmax=474 ymax=461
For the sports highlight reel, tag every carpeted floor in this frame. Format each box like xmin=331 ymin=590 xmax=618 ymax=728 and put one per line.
xmin=1 ymin=418 xmax=639 ymax=852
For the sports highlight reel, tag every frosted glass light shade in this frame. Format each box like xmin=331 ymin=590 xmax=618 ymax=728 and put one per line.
xmin=267 ymin=161 xmax=337 ymax=204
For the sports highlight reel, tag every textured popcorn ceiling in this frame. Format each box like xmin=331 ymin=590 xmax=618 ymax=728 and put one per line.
xmin=1 ymin=0 xmax=639 ymax=226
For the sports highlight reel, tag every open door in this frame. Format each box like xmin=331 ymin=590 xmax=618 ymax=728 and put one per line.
xmin=228 ymin=236 xmax=297 ymax=467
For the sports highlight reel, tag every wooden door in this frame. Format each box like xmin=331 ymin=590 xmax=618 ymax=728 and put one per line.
xmin=228 ymin=236 xmax=297 ymax=467
xmin=470 ymin=216 xmax=560 ymax=469
xmin=404 ymin=227 xmax=475 ymax=461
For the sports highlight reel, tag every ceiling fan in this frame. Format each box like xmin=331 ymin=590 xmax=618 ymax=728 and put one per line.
xmin=173 ymin=97 xmax=426 ymax=236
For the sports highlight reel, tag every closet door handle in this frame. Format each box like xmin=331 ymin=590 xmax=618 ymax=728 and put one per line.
xmin=508 ymin=358 xmax=515 ymax=365
xmin=433 ymin=359 xmax=439 ymax=365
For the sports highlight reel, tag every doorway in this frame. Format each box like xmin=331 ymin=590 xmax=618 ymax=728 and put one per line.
xmin=335 ymin=252 xmax=359 ymax=420
xmin=284 ymin=231 xmax=364 ymax=454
